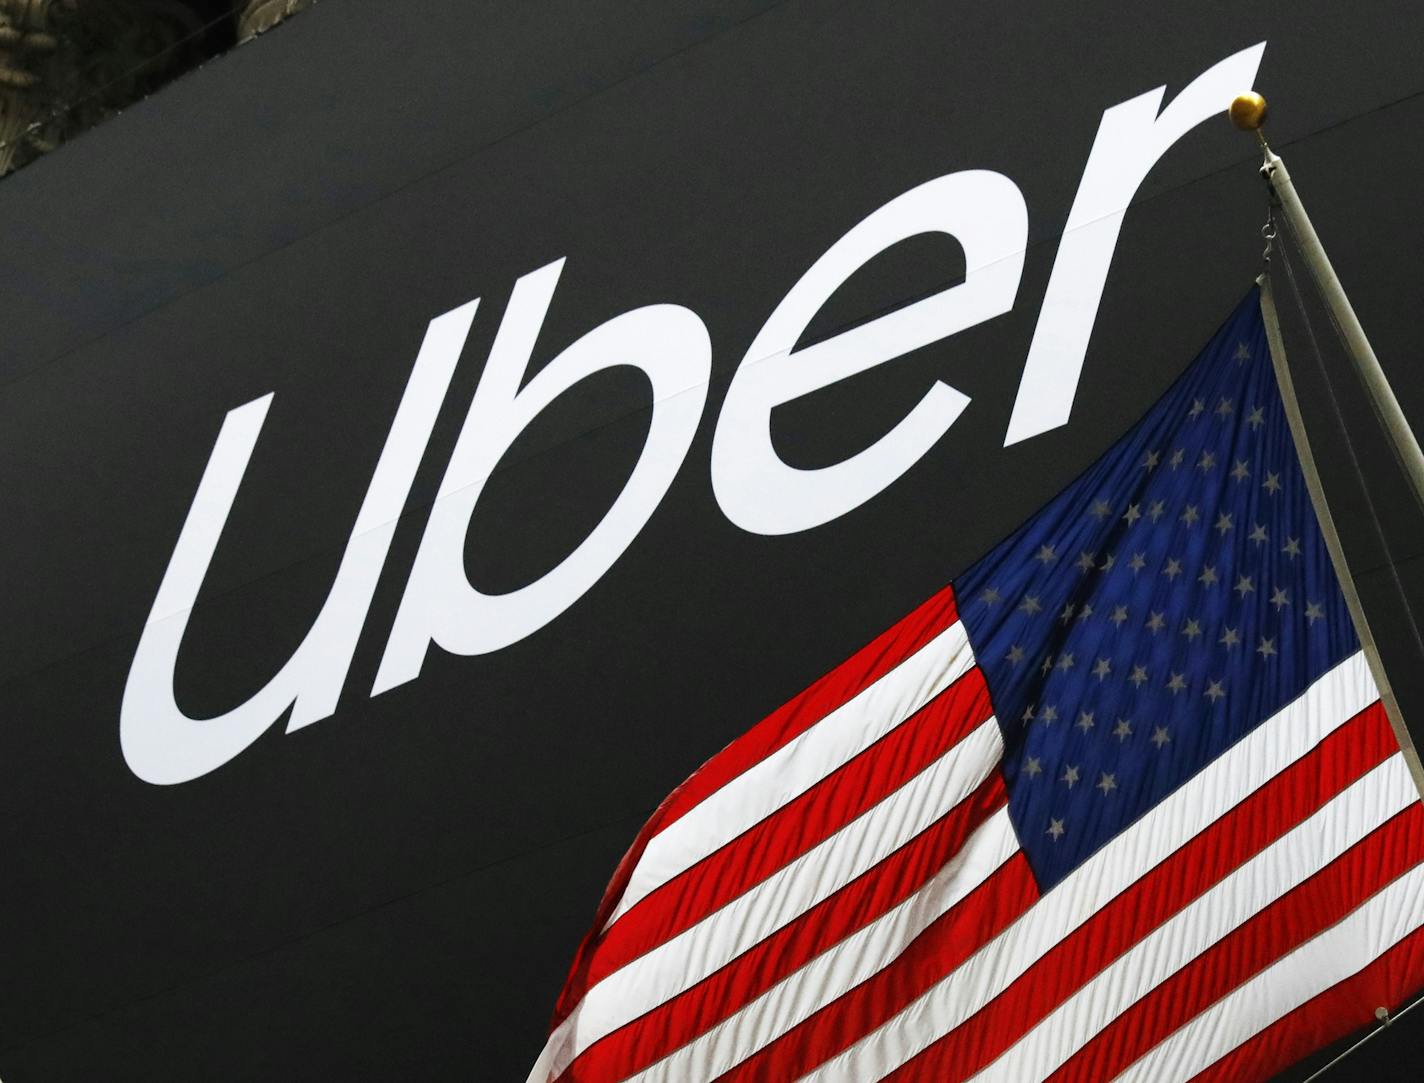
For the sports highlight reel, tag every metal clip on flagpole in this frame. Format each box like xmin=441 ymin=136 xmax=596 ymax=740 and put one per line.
xmin=1231 ymin=91 xmax=1424 ymax=801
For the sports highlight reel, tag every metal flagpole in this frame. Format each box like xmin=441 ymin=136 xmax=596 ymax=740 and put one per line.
xmin=1232 ymin=92 xmax=1424 ymax=512
xmin=1232 ymin=92 xmax=1424 ymax=800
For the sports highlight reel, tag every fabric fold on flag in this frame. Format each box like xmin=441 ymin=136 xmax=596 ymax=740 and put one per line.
xmin=528 ymin=287 xmax=1424 ymax=1083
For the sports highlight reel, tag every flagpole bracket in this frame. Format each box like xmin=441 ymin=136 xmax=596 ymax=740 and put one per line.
xmin=1228 ymin=93 xmax=1281 ymax=268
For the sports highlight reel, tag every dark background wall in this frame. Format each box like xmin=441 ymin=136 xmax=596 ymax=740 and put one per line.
xmin=2 ymin=2 xmax=1423 ymax=1079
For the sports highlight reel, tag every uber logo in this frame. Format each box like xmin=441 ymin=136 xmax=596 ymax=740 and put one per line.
xmin=121 ymin=43 xmax=1265 ymax=783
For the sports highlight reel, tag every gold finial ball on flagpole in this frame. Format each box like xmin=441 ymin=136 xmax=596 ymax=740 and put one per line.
xmin=1229 ymin=91 xmax=1269 ymax=131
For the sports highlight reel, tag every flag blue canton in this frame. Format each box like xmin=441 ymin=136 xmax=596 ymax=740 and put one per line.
xmin=957 ymin=290 xmax=1361 ymax=889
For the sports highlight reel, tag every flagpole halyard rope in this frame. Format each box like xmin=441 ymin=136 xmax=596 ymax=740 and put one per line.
xmin=1257 ymin=273 xmax=1424 ymax=798
xmin=1275 ymin=226 xmax=1424 ymax=666
xmin=1237 ymin=91 xmax=1424 ymax=801
xmin=1253 ymin=125 xmax=1424 ymax=518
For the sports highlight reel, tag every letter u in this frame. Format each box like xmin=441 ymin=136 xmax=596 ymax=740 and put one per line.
xmin=119 ymin=302 xmax=476 ymax=783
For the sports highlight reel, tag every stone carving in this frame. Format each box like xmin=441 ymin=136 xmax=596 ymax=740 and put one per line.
xmin=0 ymin=0 xmax=58 ymax=175
xmin=1 ymin=0 xmax=314 ymax=177
xmin=238 ymin=0 xmax=312 ymax=42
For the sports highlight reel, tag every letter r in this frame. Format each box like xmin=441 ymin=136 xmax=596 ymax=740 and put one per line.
xmin=1003 ymin=42 xmax=1267 ymax=446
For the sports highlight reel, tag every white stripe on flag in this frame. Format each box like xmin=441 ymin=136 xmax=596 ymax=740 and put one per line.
xmin=1111 ymin=860 xmax=1424 ymax=1083
xmin=628 ymin=808 xmax=1021 ymax=1083
xmin=607 ymin=620 xmax=975 ymax=925
xmin=799 ymin=651 xmax=1377 ymax=1083
xmin=972 ymin=753 xmax=1419 ymax=1083
xmin=543 ymin=714 xmax=1003 ymax=1080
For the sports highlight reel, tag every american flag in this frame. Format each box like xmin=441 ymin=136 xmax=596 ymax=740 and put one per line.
xmin=528 ymin=290 xmax=1424 ymax=1082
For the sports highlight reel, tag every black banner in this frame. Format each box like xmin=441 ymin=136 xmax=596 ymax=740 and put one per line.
xmin=3 ymin=2 xmax=1423 ymax=1078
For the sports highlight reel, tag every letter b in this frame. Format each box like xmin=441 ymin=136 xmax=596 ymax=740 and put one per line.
xmin=373 ymin=259 xmax=711 ymax=694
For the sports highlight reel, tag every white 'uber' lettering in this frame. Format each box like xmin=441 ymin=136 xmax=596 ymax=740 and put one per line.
xmin=121 ymin=43 xmax=1269 ymax=781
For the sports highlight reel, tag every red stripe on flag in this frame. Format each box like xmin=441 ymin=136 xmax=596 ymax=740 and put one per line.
xmin=585 ymin=668 xmax=993 ymax=988
xmin=715 ymin=853 xmax=1038 ymax=1083
xmin=880 ymin=700 xmax=1395 ymax=1083
xmin=562 ymin=772 xmax=1009 ymax=1083
xmin=656 ymin=585 xmax=961 ymax=832
xmin=1187 ymin=923 xmax=1424 ymax=1083
xmin=1050 ymin=801 xmax=1424 ymax=1083
xmin=550 ymin=585 xmax=960 ymax=1028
